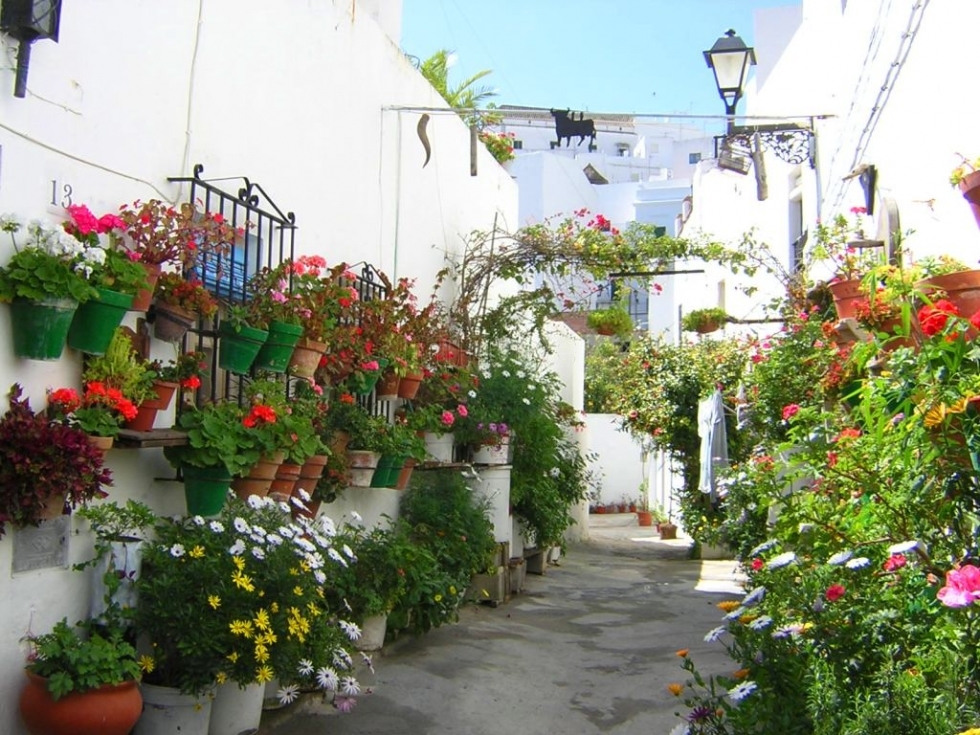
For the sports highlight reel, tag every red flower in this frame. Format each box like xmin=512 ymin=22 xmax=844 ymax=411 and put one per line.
xmin=883 ymin=554 xmax=907 ymax=572
xmin=48 ymin=388 xmax=81 ymax=413
xmin=751 ymin=558 xmax=764 ymax=572
xmin=339 ymin=393 xmax=356 ymax=405
xmin=971 ymin=309 xmax=980 ymax=333
xmin=781 ymin=404 xmax=801 ymax=421
xmin=825 ymin=584 xmax=846 ymax=602
xmin=181 ymin=376 xmax=201 ymax=390
xmin=918 ymin=299 xmax=960 ymax=336
xmin=835 ymin=428 xmax=861 ymax=442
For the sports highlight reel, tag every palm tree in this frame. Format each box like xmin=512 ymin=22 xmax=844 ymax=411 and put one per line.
xmin=418 ymin=49 xmax=498 ymax=128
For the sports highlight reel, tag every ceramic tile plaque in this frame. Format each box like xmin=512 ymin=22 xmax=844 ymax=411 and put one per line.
xmin=12 ymin=516 xmax=69 ymax=573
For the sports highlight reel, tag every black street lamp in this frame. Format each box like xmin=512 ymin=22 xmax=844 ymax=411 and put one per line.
xmin=703 ymin=29 xmax=757 ymax=129
xmin=0 ymin=0 xmax=63 ymax=98
xmin=702 ymin=28 xmax=814 ymax=167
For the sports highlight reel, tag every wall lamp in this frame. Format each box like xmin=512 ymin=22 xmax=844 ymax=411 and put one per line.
xmin=0 ymin=0 xmax=62 ymax=98
xmin=703 ymin=29 xmax=814 ymax=167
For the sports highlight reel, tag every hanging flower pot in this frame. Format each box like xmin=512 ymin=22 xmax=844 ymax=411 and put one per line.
xmin=66 ymin=288 xmax=134 ymax=355
xmin=423 ymin=432 xmax=455 ymax=463
xmin=396 ymin=372 xmax=424 ymax=400
xmin=959 ymin=170 xmax=980 ymax=229
xmin=917 ymin=269 xmax=980 ymax=324
xmin=253 ymin=320 xmax=304 ymax=373
xmin=375 ymin=369 xmax=401 ymax=400
xmin=827 ymin=278 xmax=865 ymax=320
xmin=394 ymin=457 xmax=418 ymax=490
xmin=371 ymin=454 xmax=398 ymax=487
xmin=19 ymin=671 xmax=143 ymax=735
xmin=472 ymin=436 xmax=511 ymax=465
xmin=181 ymin=464 xmax=232 ymax=517
xmin=152 ymin=301 xmax=197 ymax=342
xmin=129 ymin=263 xmax=162 ymax=312
xmin=8 ymin=297 xmax=78 ymax=360
xmin=291 ymin=453 xmax=329 ymax=519
xmin=232 ymin=451 xmax=284 ymax=501
xmin=287 ymin=336 xmax=328 ymax=379
xmin=347 ymin=449 xmax=380 ymax=487
xmin=348 ymin=358 xmax=391 ymax=396
xmin=269 ymin=462 xmax=302 ymax=503
xmin=217 ymin=321 xmax=268 ymax=374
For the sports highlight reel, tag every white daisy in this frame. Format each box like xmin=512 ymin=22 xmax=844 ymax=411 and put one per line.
xmin=749 ymin=615 xmax=773 ymax=630
xmin=888 ymin=540 xmax=919 ymax=555
xmin=297 ymin=488 xmax=311 ymax=502
xmin=251 ymin=546 xmax=266 ymax=560
xmin=278 ymin=525 xmax=295 ymax=539
xmin=251 ymin=525 xmax=266 ymax=538
xmin=342 ymin=544 xmax=355 ymax=559
xmin=333 ymin=649 xmax=353 ymax=669
xmin=340 ymin=677 xmax=360 ymax=696
xmin=314 ymin=569 xmax=326 ymax=585
xmin=306 ymin=552 xmax=324 ymax=570
xmin=798 ymin=522 xmax=814 ymax=533
xmin=294 ymin=537 xmax=316 ymax=553
xmin=209 ymin=520 xmax=225 ymax=533
xmin=741 ymin=586 xmax=766 ymax=607
xmin=522 ymin=398 xmax=531 ymax=405
xmin=350 ymin=511 xmax=363 ymax=524
xmin=297 ymin=659 xmax=314 ymax=676
xmin=169 ymin=544 xmax=185 ymax=558
xmin=247 ymin=495 xmax=263 ymax=509
xmin=845 ymin=556 xmax=871 ymax=569
xmin=728 ymin=681 xmax=757 ymax=702
xmin=290 ymin=496 xmax=308 ymax=511
xmin=316 ymin=667 xmax=338 ymax=690
xmin=766 ymin=551 xmax=796 ymax=569
xmin=669 ymin=724 xmax=691 ymax=735
xmin=191 ymin=515 xmax=205 ymax=526
xmin=359 ymin=652 xmax=374 ymax=673
xmin=277 ymin=684 xmax=300 ymax=704
xmin=228 ymin=539 xmax=246 ymax=556
xmin=502 ymin=370 xmax=511 ymax=378
xmin=339 ymin=620 xmax=361 ymax=641
xmin=233 ymin=517 xmax=250 ymax=534
xmin=468 ymin=390 xmax=477 ymax=398
xmin=328 ymin=548 xmax=347 ymax=566
xmin=321 ymin=516 xmax=336 ymax=537
xmin=704 ymin=625 xmax=727 ymax=642
xmin=266 ymin=533 xmax=283 ymax=547
xmin=723 ymin=606 xmax=747 ymax=621
xmin=772 ymin=623 xmax=803 ymax=639
xmin=827 ymin=550 xmax=853 ymax=566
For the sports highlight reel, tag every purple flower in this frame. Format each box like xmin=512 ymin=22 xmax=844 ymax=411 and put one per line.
xmin=687 ymin=705 xmax=713 ymax=723
xmin=334 ymin=696 xmax=357 ymax=713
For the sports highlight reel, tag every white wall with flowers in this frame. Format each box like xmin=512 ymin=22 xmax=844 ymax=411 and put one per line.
xmin=0 ymin=1 xmax=516 ymax=732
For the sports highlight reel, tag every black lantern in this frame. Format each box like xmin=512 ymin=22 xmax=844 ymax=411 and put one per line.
xmin=0 ymin=0 xmax=62 ymax=98
xmin=703 ymin=29 xmax=757 ymax=124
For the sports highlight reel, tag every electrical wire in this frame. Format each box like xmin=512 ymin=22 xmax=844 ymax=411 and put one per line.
xmin=175 ymin=0 xmax=206 ymax=203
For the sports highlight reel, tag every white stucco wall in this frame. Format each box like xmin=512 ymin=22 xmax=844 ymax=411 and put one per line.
xmin=584 ymin=414 xmax=644 ymax=508
xmin=0 ymin=2 xmax=516 ymax=731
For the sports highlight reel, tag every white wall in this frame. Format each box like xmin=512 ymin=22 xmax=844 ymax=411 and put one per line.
xmin=0 ymin=2 xmax=515 ymax=731
xmin=583 ymin=414 xmax=644 ymax=508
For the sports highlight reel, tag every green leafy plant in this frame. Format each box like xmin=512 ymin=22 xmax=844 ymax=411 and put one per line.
xmin=587 ymin=305 xmax=634 ymax=338
xmin=118 ymin=199 xmax=242 ymax=268
xmin=0 ymin=385 xmax=112 ymax=538
xmin=25 ymin=620 xmax=141 ymax=700
xmin=681 ymin=307 xmax=728 ymax=334
xmin=82 ymin=329 xmax=157 ymax=406
xmin=0 ymin=216 xmax=99 ymax=303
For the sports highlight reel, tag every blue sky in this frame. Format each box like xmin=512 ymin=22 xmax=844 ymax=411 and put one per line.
xmin=400 ymin=0 xmax=800 ymax=117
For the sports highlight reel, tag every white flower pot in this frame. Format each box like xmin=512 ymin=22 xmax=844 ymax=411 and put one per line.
xmin=347 ymin=450 xmax=380 ymax=488
xmin=208 ymin=681 xmax=264 ymax=735
xmin=423 ymin=432 xmax=455 ymax=463
xmin=471 ymin=437 xmax=510 ymax=465
xmin=355 ymin=613 xmax=388 ymax=652
xmin=134 ymin=684 xmax=212 ymax=735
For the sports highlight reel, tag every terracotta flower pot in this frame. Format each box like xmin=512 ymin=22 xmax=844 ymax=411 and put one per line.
xmin=827 ymin=278 xmax=865 ymax=321
xmin=143 ymin=380 xmax=179 ymax=411
xmin=636 ymin=510 xmax=654 ymax=527
xmin=130 ymin=263 xmax=162 ymax=312
xmin=269 ymin=462 xmax=302 ymax=503
xmin=232 ymin=451 xmax=284 ymax=500
xmin=19 ymin=671 xmax=142 ymax=735
xmin=959 ymin=170 xmax=980 ymax=229
xmin=152 ymin=301 xmax=197 ymax=342
xmin=397 ymin=372 xmax=424 ymax=400
xmin=375 ymin=369 xmax=400 ymax=400
xmin=917 ymin=269 xmax=980 ymax=336
xmin=288 ymin=337 xmax=328 ymax=379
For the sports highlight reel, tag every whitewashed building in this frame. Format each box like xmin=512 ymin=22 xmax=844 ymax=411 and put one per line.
xmin=0 ymin=2 xmax=516 ymax=731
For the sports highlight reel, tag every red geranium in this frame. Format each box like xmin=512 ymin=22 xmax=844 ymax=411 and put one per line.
xmin=825 ymin=584 xmax=846 ymax=602
xmin=918 ymin=299 xmax=960 ymax=336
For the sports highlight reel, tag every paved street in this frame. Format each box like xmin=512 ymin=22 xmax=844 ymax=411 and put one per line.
xmin=260 ymin=518 xmax=743 ymax=735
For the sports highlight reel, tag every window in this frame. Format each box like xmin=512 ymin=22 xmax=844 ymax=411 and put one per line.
xmin=616 ymin=143 xmax=630 ymax=158
xmin=689 ymin=152 xmax=702 ymax=164
xmin=513 ymin=140 xmax=523 ymax=150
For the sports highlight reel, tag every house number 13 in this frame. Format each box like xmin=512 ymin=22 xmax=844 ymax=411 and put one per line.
xmin=50 ymin=180 xmax=73 ymax=208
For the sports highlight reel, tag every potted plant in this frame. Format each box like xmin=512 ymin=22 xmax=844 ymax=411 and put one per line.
xmin=681 ymin=307 xmax=729 ymax=334
xmin=345 ymin=410 xmax=390 ymax=486
xmin=244 ymin=262 xmax=306 ymax=373
xmin=283 ymin=257 xmax=354 ymax=378
xmin=19 ymin=619 xmax=143 ymax=735
xmin=151 ymin=272 xmax=219 ymax=342
xmin=587 ymin=305 xmax=634 ymax=338
xmin=216 ymin=304 xmax=270 ymax=375
xmin=0 ymin=385 xmax=113 ymax=538
xmin=82 ymin=329 xmax=160 ymax=432
xmin=58 ymin=204 xmax=150 ymax=355
xmin=951 ymin=153 xmax=980 ymax=229
xmin=812 ymin=207 xmax=883 ymax=320
xmin=118 ymin=199 xmax=243 ymax=310
xmin=46 ymin=383 xmax=140 ymax=449
xmin=0 ymin=215 xmax=100 ymax=360
xmin=479 ymin=130 xmax=517 ymax=165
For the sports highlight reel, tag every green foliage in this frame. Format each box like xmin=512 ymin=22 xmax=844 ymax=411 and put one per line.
xmin=165 ymin=402 xmax=255 ymax=476
xmin=329 ymin=523 xmax=413 ymax=619
xmin=681 ymin=307 xmax=728 ymax=333
xmin=417 ymin=49 xmax=497 ymax=128
xmin=587 ymin=305 xmax=634 ymax=338
xmin=27 ymin=620 xmax=141 ymax=700
xmin=0 ymin=218 xmax=98 ymax=303
xmin=83 ymin=329 xmax=157 ymax=405
xmin=584 ymin=339 xmax=624 ymax=413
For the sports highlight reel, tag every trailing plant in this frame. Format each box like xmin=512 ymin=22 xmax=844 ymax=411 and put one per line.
xmin=587 ymin=305 xmax=634 ymax=338
xmin=681 ymin=307 xmax=728 ymax=333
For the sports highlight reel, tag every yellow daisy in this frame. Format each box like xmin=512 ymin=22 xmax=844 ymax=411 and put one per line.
xmin=138 ymin=655 xmax=155 ymax=673
xmin=717 ymin=600 xmax=741 ymax=613
xmin=667 ymin=683 xmax=684 ymax=696
xmin=255 ymin=665 xmax=274 ymax=684
xmin=208 ymin=595 xmax=221 ymax=610
xmin=188 ymin=545 xmax=205 ymax=559
xmin=216 ymin=672 xmax=227 ymax=685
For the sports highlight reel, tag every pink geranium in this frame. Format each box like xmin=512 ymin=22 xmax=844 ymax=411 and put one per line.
xmin=456 ymin=404 xmax=468 ymax=418
xmin=440 ymin=410 xmax=455 ymax=427
xmin=781 ymin=404 xmax=801 ymax=421
xmin=937 ymin=565 xmax=980 ymax=608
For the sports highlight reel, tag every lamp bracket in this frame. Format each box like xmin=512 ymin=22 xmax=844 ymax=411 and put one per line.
xmin=716 ymin=123 xmax=814 ymax=166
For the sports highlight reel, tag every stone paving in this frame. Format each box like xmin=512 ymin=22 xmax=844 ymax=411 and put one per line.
xmin=259 ymin=515 xmax=744 ymax=735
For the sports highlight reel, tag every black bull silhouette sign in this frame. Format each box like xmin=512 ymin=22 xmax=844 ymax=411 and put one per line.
xmin=549 ymin=109 xmax=596 ymax=147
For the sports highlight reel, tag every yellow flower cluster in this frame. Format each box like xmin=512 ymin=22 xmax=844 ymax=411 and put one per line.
xmin=716 ymin=600 xmax=741 ymax=613
xmin=287 ymin=606 xmax=311 ymax=642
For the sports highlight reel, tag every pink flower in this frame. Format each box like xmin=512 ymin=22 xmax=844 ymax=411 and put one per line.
xmin=456 ymin=404 xmax=468 ymax=418
xmin=883 ymin=554 xmax=906 ymax=572
xmin=781 ymin=404 xmax=801 ymax=421
xmin=937 ymin=565 xmax=980 ymax=608
xmin=361 ymin=360 xmax=380 ymax=371
xmin=271 ymin=291 xmax=287 ymax=303
xmin=440 ymin=410 xmax=455 ymax=427
xmin=825 ymin=584 xmax=846 ymax=602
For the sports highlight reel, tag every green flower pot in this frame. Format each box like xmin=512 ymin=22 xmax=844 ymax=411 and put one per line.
xmin=66 ymin=288 xmax=134 ymax=355
xmin=252 ymin=320 xmax=304 ymax=373
xmin=349 ymin=358 xmax=390 ymax=396
xmin=217 ymin=321 xmax=269 ymax=374
xmin=8 ymin=297 xmax=78 ymax=361
xmin=182 ymin=464 xmax=232 ymax=516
